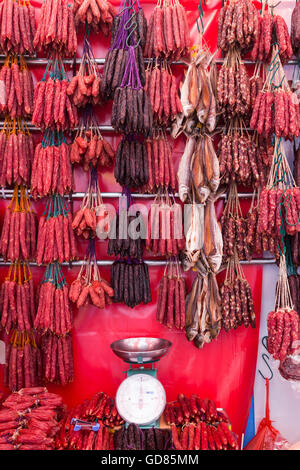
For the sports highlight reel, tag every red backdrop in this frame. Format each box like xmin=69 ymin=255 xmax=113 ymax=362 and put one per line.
xmin=0 ymin=0 xmax=263 ymax=440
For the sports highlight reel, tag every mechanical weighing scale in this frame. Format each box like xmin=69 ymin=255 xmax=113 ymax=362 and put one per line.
xmin=110 ymin=337 xmax=172 ymax=429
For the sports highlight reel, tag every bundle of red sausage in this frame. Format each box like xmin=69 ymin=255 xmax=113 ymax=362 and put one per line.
xmin=32 ymin=66 xmax=79 ymax=131
xmin=31 ymin=131 xmax=73 ymax=198
xmin=56 ymin=390 xmax=123 ymax=450
xmin=0 ymin=186 xmax=37 ymax=263
xmin=249 ymin=73 xmax=265 ymax=110
xmin=145 ymin=63 xmax=182 ymax=125
xmin=145 ymin=0 xmax=190 ymax=59
xmin=0 ymin=262 xmax=35 ymax=333
xmin=68 ymin=73 xmax=103 ymax=108
xmin=218 ymin=132 xmax=271 ymax=188
xmin=217 ymin=0 xmax=258 ymax=55
xmin=33 ymin=0 xmax=77 ymax=57
xmin=0 ymin=0 xmax=36 ymax=55
xmin=0 ymin=58 xmax=34 ymax=118
xmin=72 ymin=171 xmax=110 ymax=239
xmin=164 ymin=394 xmax=238 ymax=450
xmin=145 ymin=133 xmax=176 ymax=193
xmin=0 ymin=124 xmax=34 ymax=187
xmin=71 ymin=120 xmax=115 ymax=171
xmin=258 ymin=187 xmax=300 ymax=238
xmin=267 ymin=308 xmax=299 ymax=361
xmin=146 ymin=198 xmax=185 ymax=256
xmin=220 ymin=257 xmax=256 ymax=331
xmin=251 ymin=11 xmax=293 ymax=64
xmin=70 ymin=275 xmax=114 ymax=310
xmin=250 ymin=90 xmax=300 ymax=139
xmin=245 ymin=202 xmax=283 ymax=261
xmin=35 ymin=263 xmax=72 ymax=337
xmin=222 ymin=214 xmax=250 ymax=262
xmin=156 ymin=260 xmax=186 ymax=330
xmin=3 ymin=330 xmax=41 ymax=392
xmin=171 ymin=421 xmax=238 ymax=451
xmin=36 ymin=195 xmax=77 ymax=265
xmin=40 ymin=333 xmax=73 ymax=386
xmin=217 ymin=56 xmax=250 ymax=118
xmin=73 ymin=0 xmax=116 ymax=35
xmin=222 ymin=183 xmax=252 ymax=262
xmin=69 ymin=246 xmax=114 ymax=310
xmin=0 ymin=387 xmax=64 ymax=450
xmin=72 ymin=204 xmax=99 ymax=240
xmin=67 ymin=37 xmax=103 ymax=108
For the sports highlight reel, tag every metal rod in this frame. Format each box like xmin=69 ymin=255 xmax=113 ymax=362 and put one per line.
xmin=0 ymin=122 xmax=259 ymax=133
xmin=0 ymin=189 xmax=255 ymax=200
xmin=0 ymin=55 xmax=298 ymax=66
xmin=0 ymin=258 xmax=277 ymax=267
xmin=0 ymin=122 xmax=117 ymax=133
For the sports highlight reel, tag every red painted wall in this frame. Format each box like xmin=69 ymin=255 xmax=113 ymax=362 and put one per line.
xmin=0 ymin=0 xmax=263 ymax=440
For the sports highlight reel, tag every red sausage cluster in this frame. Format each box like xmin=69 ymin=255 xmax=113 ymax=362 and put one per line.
xmin=36 ymin=196 xmax=77 ymax=265
xmin=145 ymin=62 xmax=182 ymax=125
xmin=0 ymin=187 xmax=37 ymax=263
xmin=71 ymin=116 xmax=115 ymax=172
xmin=217 ymin=0 xmax=258 ymax=55
xmin=258 ymin=187 xmax=300 ymax=238
xmin=31 ymin=134 xmax=73 ymax=199
xmin=268 ymin=309 xmax=299 ymax=361
xmin=146 ymin=199 xmax=185 ymax=256
xmin=74 ymin=0 xmax=116 ymax=35
xmin=32 ymin=69 xmax=78 ymax=131
xmin=56 ymin=391 xmax=123 ymax=450
xmin=145 ymin=133 xmax=176 ymax=193
xmin=0 ymin=124 xmax=34 ymax=187
xmin=69 ymin=249 xmax=114 ymax=310
xmin=251 ymin=90 xmax=300 ymax=139
xmin=0 ymin=388 xmax=64 ymax=450
xmin=156 ymin=261 xmax=186 ymax=330
xmin=145 ymin=0 xmax=190 ymax=59
xmin=33 ymin=0 xmax=77 ymax=57
xmin=0 ymin=58 xmax=34 ymax=118
xmin=0 ymin=263 xmax=35 ymax=333
xmin=251 ymin=11 xmax=293 ymax=64
xmin=218 ymin=132 xmax=272 ymax=188
xmin=0 ymin=0 xmax=36 ymax=56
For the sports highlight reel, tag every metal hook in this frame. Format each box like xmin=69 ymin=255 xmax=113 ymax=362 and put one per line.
xmin=196 ymin=0 xmax=205 ymax=34
xmin=258 ymin=336 xmax=274 ymax=381
xmin=118 ymin=0 xmax=132 ymax=16
xmin=268 ymin=1 xmax=282 ymax=11
xmin=258 ymin=354 xmax=274 ymax=381
xmin=125 ymin=19 xmax=141 ymax=49
xmin=124 ymin=2 xmax=141 ymax=49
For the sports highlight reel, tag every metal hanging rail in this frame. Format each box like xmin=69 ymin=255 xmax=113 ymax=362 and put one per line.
xmin=0 ymin=188 xmax=255 ymax=200
xmin=0 ymin=122 xmax=253 ymax=134
xmin=0 ymin=258 xmax=276 ymax=267
xmin=0 ymin=55 xmax=298 ymax=66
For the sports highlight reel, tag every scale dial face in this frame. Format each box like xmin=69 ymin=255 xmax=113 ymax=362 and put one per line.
xmin=116 ymin=374 xmax=166 ymax=425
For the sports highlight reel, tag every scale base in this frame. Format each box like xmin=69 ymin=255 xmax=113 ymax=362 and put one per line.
xmin=124 ymin=419 xmax=161 ymax=430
